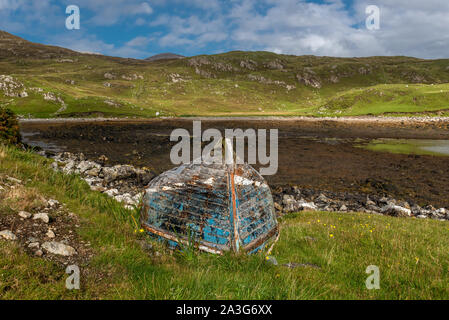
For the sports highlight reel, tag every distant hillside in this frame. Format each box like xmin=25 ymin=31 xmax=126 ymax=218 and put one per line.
xmin=0 ymin=31 xmax=79 ymax=60
xmin=1 ymin=30 xmax=449 ymax=118
xmin=145 ymin=53 xmax=185 ymax=62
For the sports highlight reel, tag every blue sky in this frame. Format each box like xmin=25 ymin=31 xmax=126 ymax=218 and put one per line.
xmin=1 ymin=0 xmax=449 ymax=59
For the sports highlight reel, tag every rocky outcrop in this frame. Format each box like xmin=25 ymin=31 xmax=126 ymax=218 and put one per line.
xmin=104 ymin=72 xmax=116 ymax=80
xmin=188 ymin=57 xmax=237 ymax=78
xmin=49 ymin=152 xmax=154 ymax=210
xmin=188 ymin=56 xmax=211 ymax=67
xmin=121 ymin=74 xmax=143 ymax=81
xmin=273 ymin=186 xmax=449 ymax=221
xmin=264 ymin=59 xmax=284 ymax=70
xmin=240 ymin=60 xmax=258 ymax=70
xmin=296 ymin=70 xmax=322 ymax=89
xmin=211 ymin=62 xmax=238 ymax=72
xmin=168 ymin=73 xmax=187 ymax=83
xmin=194 ymin=67 xmax=216 ymax=79
xmin=247 ymin=74 xmax=295 ymax=90
xmin=0 ymin=75 xmax=28 ymax=97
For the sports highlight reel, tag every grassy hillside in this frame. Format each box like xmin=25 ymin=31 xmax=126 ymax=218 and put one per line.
xmin=1 ymin=31 xmax=449 ymax=118
xmin=1 ymin=143 xmax=448 ymax=299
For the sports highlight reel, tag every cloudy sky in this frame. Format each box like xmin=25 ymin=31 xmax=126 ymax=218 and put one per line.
xmin=1 ymin=0 xmax=449 ymax=59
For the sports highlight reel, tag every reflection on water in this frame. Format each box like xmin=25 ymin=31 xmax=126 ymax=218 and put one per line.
xmin=359 ymin=139 xmax=449 ymax=157
xmin=21 ymin=131 xmax=65 ymax=153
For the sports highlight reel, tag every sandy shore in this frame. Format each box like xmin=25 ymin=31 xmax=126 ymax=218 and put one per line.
xmin=19 ymin=115 xmax=449 ymax=125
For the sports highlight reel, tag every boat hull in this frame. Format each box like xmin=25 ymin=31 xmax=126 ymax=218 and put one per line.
xmin=140 ymin=163 xmax=278 ymax=254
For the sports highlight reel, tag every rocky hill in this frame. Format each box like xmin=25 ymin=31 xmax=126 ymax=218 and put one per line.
xmin=0 ymin=31 xmax=79 ymax=60
xmin=1 ymin=30 xmax=449 ymax=118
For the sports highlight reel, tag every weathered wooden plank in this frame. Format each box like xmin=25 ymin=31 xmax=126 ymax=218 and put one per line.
xmin=140 ymin=162 xmax=279 ymax=254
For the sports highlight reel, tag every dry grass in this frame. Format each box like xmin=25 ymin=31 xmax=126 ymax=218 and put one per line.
xmin=2 ymin=184 xmax=46 ymax=212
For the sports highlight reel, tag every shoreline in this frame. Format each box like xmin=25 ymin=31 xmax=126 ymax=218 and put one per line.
xmin=46 ymin=151 xmax=449 ymax=222
xmin=19 ymin=115 xmax=449 ymax=125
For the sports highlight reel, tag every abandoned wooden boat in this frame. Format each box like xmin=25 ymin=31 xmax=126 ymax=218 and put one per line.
xmin=140 ymin=162 xmax=279 ymax=254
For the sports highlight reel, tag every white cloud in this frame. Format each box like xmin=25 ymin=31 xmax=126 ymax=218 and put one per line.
xmin=2 ymin=0 xmax=449 ymax=59
xmin=151 ymin=13 xmax=229 ymax=49
xmin=65 ymin=0 xmax=154 ymax=26
xmin=125 ymin=36 xmax=151 ymax=47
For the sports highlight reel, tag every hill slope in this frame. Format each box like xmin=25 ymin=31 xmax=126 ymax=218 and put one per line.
xmin=145 ymin=53 xmax=185 ymax=61
xmin=1 ymin=31 xmax=449 ymax=118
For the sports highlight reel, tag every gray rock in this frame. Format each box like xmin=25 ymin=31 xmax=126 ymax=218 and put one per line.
xmin=41 ymin=241 xmax=76 ymax=256
xmin=315 ymin=193 xmax=329 ymax=204
xmin=28 ymin=242 xmax=40 ymax=249
xmin=105 ymin=188 xmax=119 ymax=197
xmin=382 ymin=204 xmax=411 ymax=217
xmin=379 ymin=197 xmax=390 ymax=204
xmin=46 ymin=229 xmax=56 ymax=238
xmin=0 ymin=230 xmax=17 ymax=240
xmin=18 ymin=211 xmax=32 ymax=219
xmin=47 ymin=199 xmax=59 ymax=208
xmin=51 ymin=161 xmax=59 ymax=171
xmin=298 ymin=200 xmax=318 ymax=211
xmin=282 ymin=196 xmax=299 ymax=212
xmin=85 ymin=167 xmax=100 ymax=177
xmin=339 ymin=204 xmax=348 ymax=212
xmin=63 ymin=160 xmax=76 ymax=174
xmin=77 ymin=161 xmax=94 ymax=174
xmin=366 ymin=198 xmax=376 ymax=206
xmin=33 ymin=212 xmax=50 ymax=223
xmin=103 ymin=165 xmax=135 ymax=183
xmin=6 ymin=176 xmax=22 ymax=184
xmin=431 ymin=211 xmax=445 ymax=220
xmin=104 ymin=72 xmax=115 ymax=80
xmin=411 ymin=205 xmax=422 ymax=216
xmin=114 ymin=193 xmax=135 ymax=205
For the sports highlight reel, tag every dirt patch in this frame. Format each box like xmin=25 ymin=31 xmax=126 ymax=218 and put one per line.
xmin=0 ymin=175 xmax=93 ymax=266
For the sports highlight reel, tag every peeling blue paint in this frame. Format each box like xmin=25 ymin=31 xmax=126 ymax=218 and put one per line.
xmin=140 ymin=162 xmax=279 ymax=254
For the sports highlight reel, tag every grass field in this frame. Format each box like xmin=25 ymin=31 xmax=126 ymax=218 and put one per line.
xmin=1 ymin=143 xmax=448 ymax=300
